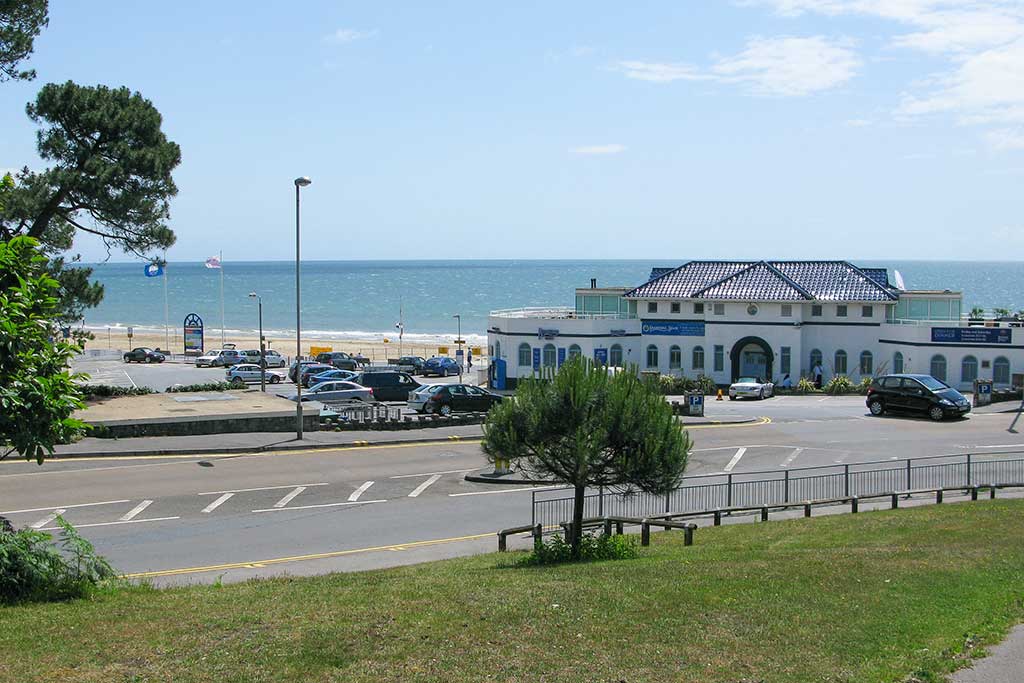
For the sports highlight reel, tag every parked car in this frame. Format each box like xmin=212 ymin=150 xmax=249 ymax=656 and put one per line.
xmin=291 ymin=380 xmax=374 ymax=403
xmin=226 ymin=363 xmax=281 ymax=385
xmin=393 ymin=356 xmax=427 ymax=375
xmin=409 ymin=383 xmax=503 ymax=415
xmin=300 ymin=363 xmax=338 ymax=387
xmin=422 ymin=356 xmax=461 ymax=377
xmin=309 ymin=368 xmax=358 ymax=385
xmin=866 ymin=374 xmax=971 ymax=421
xmin=350 ymin=371 xmax=420 ymax=402
xmin=195 ymin=349 xmax=247 ymax=367
xmin=728 ymin=376 xmax=774 ymax=400
xmin=123 ymin=347 xmax=165 ymax=363
xmin=240 ymin=349 xmax=286 ymax=368
xmin=288 ymin=360 xmax=320 ymax=383
xmin=316 ymin=351 xmax=359 ymax=371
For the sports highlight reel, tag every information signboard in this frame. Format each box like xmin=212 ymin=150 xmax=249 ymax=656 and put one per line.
xmin=183 ymin=314 xmax=203 ymax=354
xmin=557 ymin=347 xmax=566 ymax=367
xmin=532 ymin=347 xmax=541 ymax=371
xmin=641 ymin=321 xmax=706 ymax=336
xmin=593 ymin=348 xmax=608 ymax=365
xmin=931 ymin=327 xmax=1011 ymax=344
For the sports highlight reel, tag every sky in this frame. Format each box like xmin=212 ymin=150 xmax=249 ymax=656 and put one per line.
xmin=1 ymin=0 xmax=1023 ymax=262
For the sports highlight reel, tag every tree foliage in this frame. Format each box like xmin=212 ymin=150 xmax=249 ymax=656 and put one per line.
xmin=483 ymin=359 xmax=691 ymax=558
xmin=0 ymin=236 xmax=87 ymax=464
xmin=0 ymin=0 xmax=47 ymax=82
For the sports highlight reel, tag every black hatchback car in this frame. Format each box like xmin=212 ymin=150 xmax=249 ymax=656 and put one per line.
xmin=350 ymin=371 xmax=420 ymax=402
xmin=866 ymin=374 xmax=971 ymax=421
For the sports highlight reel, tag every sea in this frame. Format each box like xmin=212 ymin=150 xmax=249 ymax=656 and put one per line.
xmin=73 ymin=259 xmax=1024 ymax=343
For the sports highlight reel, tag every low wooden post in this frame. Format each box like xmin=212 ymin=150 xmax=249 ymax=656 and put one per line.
xmin=603 ymin=518 xmax=613 ymax=536
xmin=498 ymin=532 xmax=507 ymax=552
xmin=713 ymin=510 xmax=722 ymax=526
xmin=804 ymin=502 xmax=812 ymax=518
xmin=533 ymin=524 xmax=542 ymax=541
xmin=760 ymin=505 xmax=769 ymax=522
xmin=615 ymin=520 xmax=624 ymax=535
xmin=563 ymin=523 xmax=572 ymax=543
xmin=971 ymin=485 xmax=979 ymax=501
xmin=641 ymin=520 xmax=651 ymax=547
xmin=990 ymin=485 xmax=997 ymax=499
xmin=684 ymin=525 xmax=694 ymax=547
xmin=851 ymin=496 xmax=858 ymax=514
xmin=936 ymin=489 xmax=943 ymax=504
xmin=891 ymin=493 xmax=899 ymax=509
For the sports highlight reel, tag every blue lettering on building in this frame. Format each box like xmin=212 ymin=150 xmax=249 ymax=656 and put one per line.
xmin=641 ymin=320 xmax=706 ymax=336
xmin=557 ymin=347 xmax=566 ymax=367
xmin=931 ymin=327 xmax=1012 ymax=344
xmin=593 ymin=348 xmax=608 ymax=365
xmin=532 ymin=347 xmax=541 ymax=370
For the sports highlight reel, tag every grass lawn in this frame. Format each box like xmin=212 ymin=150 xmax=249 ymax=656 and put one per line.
xmin=2 ymin=500 xmax=1024 ymax=683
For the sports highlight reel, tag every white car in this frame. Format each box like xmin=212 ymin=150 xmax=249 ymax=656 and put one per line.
xmin=196 ymin=349 xmax=247 ymax=367
xmin=729 ymin=376 xmax=774 ymax=400
xmin=240 ymin=349 xmax=287 ymax=368
xmin=407 ymin=383 xmax=445 ymax=412
xmin=226 ymin=363 xmax=281 ymax=384
xmin=290 ymin=380 xmax=374 ymax=403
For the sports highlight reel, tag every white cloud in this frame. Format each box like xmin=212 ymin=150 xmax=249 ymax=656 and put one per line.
xmin=325 ymin=28 xmax=378 ymax=44
xmin=619 ymin=36 xmax=859 ymax=96
xmin=845 ymin=117 xmax=873 ymax=126
xmin=986 ymin=128 xmax=1024 ymax=150
xmin=570 ymin=144 xmax=627 ymax=155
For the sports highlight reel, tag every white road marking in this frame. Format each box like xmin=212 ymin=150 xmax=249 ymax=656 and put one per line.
xmin=408 ymin=474 xmax=442 ymax=498
xmin=31 ymin=509 xmax=66 ymax=529
xmin=252 ymin=500 xmax=386 ymax=513
xmin=349 ymin=481 xmax=374 ymax=502
xmin=39 ymin=516 xmax=179 ymax=531
xmin=119 ymin=500 xmax=153 ymax=521
xmin=273 ymin=486 xmax=306 ymax=508
xmin=390 ymin=468 xmax=476 ymax=479
xmin=780 ymin=448 xmax=803 ymax=467
xmin=0 ymin=499 xmax=130 ymax=515
xmin=123 ymin=370 xmax=138 ymax=389
xmin=198 ymin=483 xmax=328 ymax=495
xmin=971 ymin=444 xmax=1024 ymax=449
xmin=449 ymin=485 xmax=564 ymax=497
xmin=201 ymin=493 xmax=234 ymax=513
xmin=724 ymin=447 xmax=747 ymax=473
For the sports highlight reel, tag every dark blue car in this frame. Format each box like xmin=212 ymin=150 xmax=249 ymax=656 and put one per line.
xmin=422 ymin=356 xmax=461 ymax=377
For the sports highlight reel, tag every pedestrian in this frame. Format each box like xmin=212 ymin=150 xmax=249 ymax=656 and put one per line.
xmin=813 ymin=362 xmax=823 ymax=389
xmin=781 ymin=373 xmax=792 ymax=389
xmin=467 ymin=349 xmax=473 ymax=372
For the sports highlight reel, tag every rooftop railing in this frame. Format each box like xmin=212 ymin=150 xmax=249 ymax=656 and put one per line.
xmin=489 ymin=307 xmax=636 ymax=320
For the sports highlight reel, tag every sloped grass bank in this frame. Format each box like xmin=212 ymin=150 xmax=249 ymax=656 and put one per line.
xmin=2 ymin=500 xmax=1023 ymax=682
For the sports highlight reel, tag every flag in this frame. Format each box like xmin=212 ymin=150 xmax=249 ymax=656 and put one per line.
xmin=204 ymin=256 xmax=221 ymax=269
xmin=144 ymin=263 xmax=164 ymax=277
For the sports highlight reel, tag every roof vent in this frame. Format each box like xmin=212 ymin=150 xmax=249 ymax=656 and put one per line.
xmin=590 ymin=278 xmax=597 ymax=289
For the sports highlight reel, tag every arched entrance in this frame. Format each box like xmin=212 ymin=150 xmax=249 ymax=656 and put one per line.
xmin=730 ymin=336 xmax=773 ymax=382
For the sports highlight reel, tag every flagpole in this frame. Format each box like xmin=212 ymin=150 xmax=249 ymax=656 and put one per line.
xmin=219 ymin=250 xmax=225 ymax=347
xmin=399 ymin=300 xmax=403 ymax=358
xmin=163 ymin=253 xmax=170 ymax=353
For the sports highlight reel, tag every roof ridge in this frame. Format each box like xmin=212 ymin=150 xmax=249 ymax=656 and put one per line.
xmin=690 ymin=261 xmax=762 ymax=298
xmin=692 ymin=260 xmax=810 ymax=300
xmin=841 ymin=260 xmax=898 ymax=299
xmin=624 ymin=261 xmax=691 ymax=297
xmin=762 ymin=261 xmax=814 ymax=300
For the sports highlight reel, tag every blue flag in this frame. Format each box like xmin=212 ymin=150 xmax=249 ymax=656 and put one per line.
xmin=144 ymin=263 xmax=164 ymax=277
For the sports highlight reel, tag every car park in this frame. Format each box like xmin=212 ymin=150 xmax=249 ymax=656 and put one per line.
xmin=308 ymin=369 xmax=358 ymax=385
xmin=315 ymin=351 xmax=359 ymax=371
xmin=728 ymin=376 xmax=774 ymax=400
xmin=291 ymin=380 xmax=374 ymax=403
xmin=422 ymin=356 xmax=461 ymax=377
xmin=288 ymin=360 xmax=320 ymax=383
xmin=866 ymin=374 xmax=971 ymax=421
xmin=123 ymin=347 xmax=165 ymax=363
xmin=350 ymin=371 xmax=420 ymax=402
xmin=226 ymin=363 xmax=281 ymax=385
xmin=195 ymin=349 xmax=247 ymax=367
xmin=394 ymin=356 xmax=427 ymax=375
xmin=409 ymin=383 xmax=503 ymax=415
xmin=300 ymin=363 xmax=338 ymax=387
xmin=240 ymin=349 xmax=286 ymax=368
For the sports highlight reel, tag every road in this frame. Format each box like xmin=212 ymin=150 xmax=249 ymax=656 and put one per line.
xmin=1 ymin=395 xmax=1022 ymax=585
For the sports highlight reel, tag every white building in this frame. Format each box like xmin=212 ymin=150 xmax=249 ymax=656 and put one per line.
xmin=487 ymin=261 xmax=1020 ymax=392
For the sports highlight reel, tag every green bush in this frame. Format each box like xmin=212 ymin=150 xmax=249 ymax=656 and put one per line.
xmin=78 ymin=384 xmax=156 ymax=399
xmin=648 ymin=374 xmax=717 ymax=396
xmin=519 ymin=532 xmax=640 ymax=566
xmin=165 ymin=381 xmax=237 ymax=393
xmin=0 ymin=516 xmax=115 ymax=605
xmin=858 ymin=376 xmax=873 ymax=395
xmin=824 ymin=374 xmax=856 ymax=395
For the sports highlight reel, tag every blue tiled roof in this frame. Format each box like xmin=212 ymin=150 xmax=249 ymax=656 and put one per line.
xmin=861 ymin=268 xmax=890 ymax=288
xmin=627 ymin=260 xmax=898 ymax=302
xmin=648 ymin=267 xmax=675 ymax=281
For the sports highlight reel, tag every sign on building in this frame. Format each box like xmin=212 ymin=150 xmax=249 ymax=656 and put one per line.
xmin=641 ymin=321 xmax=706 ymax=336
xmin=931 ymin=327 xmax=1011 ymax=344
xmin=183 ymin=314 xmax=203 ymax=354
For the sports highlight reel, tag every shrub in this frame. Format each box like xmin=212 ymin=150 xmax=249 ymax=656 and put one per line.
xmin=0 ymin=517 xmax=115 ymax=605
xmin=824 ymin=374 xmax=856 ymax=395
xmin=858 ymin=376 xmax=873 ymax=395
xmin=78 ymin=384 xmax=156 ymax=399
xmin=519 ymin=532 xmax=640 ymax=566
xmin=165 ymin=381 xmax=237 ymax=393
xmin=694 ymin=375 xmax=717 ymax=395
xmin=795 ymin=377 xmax=819 ymax=394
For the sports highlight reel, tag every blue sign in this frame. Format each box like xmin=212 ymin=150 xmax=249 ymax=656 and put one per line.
xmin=557 ymin=347 xmax=566 ymax=367
xmin=979 ymin=383 xmax=992 ymax=394
xmin=144 ymin=262 xmax=164 ymax=277
xmin=641 ymin=320 xmax=705 ymax=336
xmin=593 ymin=348 xmax=608 ymax=365
xmin=688 ymin=394 xmax=704 ymax=407
xmin=532 ymin=347 xmax=541 ymax=371
xmin=931 ymin=327 xmax=1011 ymax=344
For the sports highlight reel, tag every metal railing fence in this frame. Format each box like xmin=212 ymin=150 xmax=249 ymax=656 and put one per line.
xmin=530 ymin=451 xmax=1024 ymax=529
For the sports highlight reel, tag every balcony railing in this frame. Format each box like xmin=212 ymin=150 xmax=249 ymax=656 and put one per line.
xmin=885 ymin=317 xmax=1024 ymax=327
xmin=490 ymin=307 xmax=636 ymax=320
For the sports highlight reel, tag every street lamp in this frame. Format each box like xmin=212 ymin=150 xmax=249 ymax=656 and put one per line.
xmin=248 ymin=292 xmax=265 ymax=392
xmin=453 ymin=314 xmax=462 ymax=380
xmin=294 ymin=176 xmax=311 ymax=439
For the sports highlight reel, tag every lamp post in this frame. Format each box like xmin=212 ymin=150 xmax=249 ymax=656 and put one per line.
xmin=248 ymin=292 xmax=265 ymax=392
xmin=294 ymin=176 xmax=311 ymax=439
xmin=453 ymin=313 xmax=462 ymax=380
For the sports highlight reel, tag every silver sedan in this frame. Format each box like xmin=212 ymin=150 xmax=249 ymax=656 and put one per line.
xmin=728 ymin=376 xmax=774 ymax=400
xmin=290 ymin=380 xmax=374 ymax=403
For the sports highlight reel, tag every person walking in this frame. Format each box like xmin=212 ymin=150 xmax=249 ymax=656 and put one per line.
xmin=467 ymin=349 xmax=473 ymax=373
xmin=813 ymin=362 xmax=823 ymax=389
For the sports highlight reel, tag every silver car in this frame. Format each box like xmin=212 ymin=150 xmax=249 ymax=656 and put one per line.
xmin=196 ymin=349 xmax=247 ymax=367
xmin=407 ymin=384 xmax=445 ymax=412
xmin=290 ymin=380 xmax=374 ymax=403
xmin=728 ymin=376 xmax=774 ymax=400
xmin=225 ymin=363 xmax=281 ymax=385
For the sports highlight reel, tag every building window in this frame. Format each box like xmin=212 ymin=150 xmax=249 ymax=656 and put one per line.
xmin=962 ymin=355 xmax=978 ymax=383
xmin=692 ymin=346 xmax=704 ymax=370
xmin=671 ymin=302 xmax=680 ymax=314
xmin=893 ymin=352 xmax=904 ymax=374
xmin=834 ymin=350 xmax=848 ymax=375
xmin=494 ymin=341 xmax=501 ymax=360
xmin=747 ymin=304 xmax=758 ymax=316
xmin=542 ymin=344 xmax=557 ymax=368
xmin=859 ymin=351 xmax=873 ymax=376
xmin=713 ymin=303 xmax=725 ymax=316
xmin=862 ymin=305 xmax=873 ymax=317
xmin=713 ymin=345 xmax=724 ymax=372
xmin=810 ymin=349 xmax=822 ymax=371
xmin=610 ymin=344 xmax=623 ymax=367
xmin=811 ymin=305 xmax=822 ymax=317
xmin=994 ymin=356 xmax=1010 ymax=384
xmin=669 ymin=345 xmax=682 ymax=369
xmin=694 ymin=303 xmax=704 ymax=314
xmin=780 ymin=346 xmax=791 ymax=375
xmin=837 ymin=305 xmax=848 ymax=317
xmin=647 ymin=301 xmax=657 ymax=314
xmin=568 ymin=344 xmax=582 ymax=359
xmin=781 ymin=304 xmax=792 ymax=317
xmin=646 ymin=344 xmax=659 ymax=368
xmin=930 ymin=354 xmax=947 ymax=382
xmin=518 ymin=343 xmax=531 ymax=367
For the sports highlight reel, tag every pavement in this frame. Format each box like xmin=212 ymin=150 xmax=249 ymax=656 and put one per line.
xmin=949 ymin=624 xmax=1024 ymax=683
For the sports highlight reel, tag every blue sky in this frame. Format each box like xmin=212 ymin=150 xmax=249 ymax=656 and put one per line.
xmin=2 ymin=0 xmax=1023 ymax=262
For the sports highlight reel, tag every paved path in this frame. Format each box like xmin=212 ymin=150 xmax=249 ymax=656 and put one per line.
xmin=950 ymin=624 xmax=1024 ymax=683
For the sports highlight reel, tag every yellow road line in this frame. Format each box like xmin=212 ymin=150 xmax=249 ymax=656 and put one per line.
xmin=688 ymin=416 xmax=771 ymax=429
xmin=123 ymin=531 xmax=496 ymax=579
